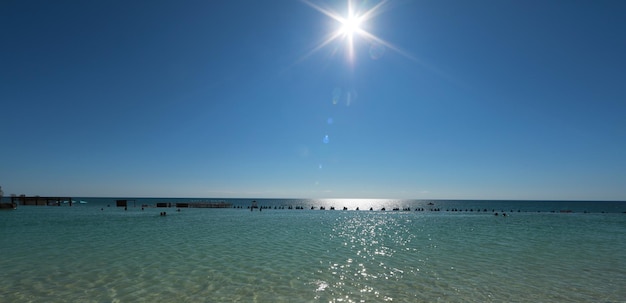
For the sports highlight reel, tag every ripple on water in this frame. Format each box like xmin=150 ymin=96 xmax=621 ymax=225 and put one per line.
xmin=0 ymin=209 xmax=624 ymax=302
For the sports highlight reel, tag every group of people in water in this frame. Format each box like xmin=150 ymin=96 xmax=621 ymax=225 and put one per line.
xmin=94 ymin=202 xmax=617 ymax=215
xmin=242 ymin=205 xmax=517 ymax=214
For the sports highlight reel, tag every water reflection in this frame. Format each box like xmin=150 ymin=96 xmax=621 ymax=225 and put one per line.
xmin=315 ymin=213 xmax=423 ymax=301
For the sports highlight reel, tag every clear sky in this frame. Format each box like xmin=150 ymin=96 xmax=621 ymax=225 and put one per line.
xmin=1 ymin=0 xmax=625 ymax=200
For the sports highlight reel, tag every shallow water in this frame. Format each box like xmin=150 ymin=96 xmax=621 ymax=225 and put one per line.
xmin=1 ymin=204 xmax=625 ymax=302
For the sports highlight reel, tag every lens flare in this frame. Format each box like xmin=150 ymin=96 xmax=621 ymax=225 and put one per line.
xmin=346 ymin=88 xmax=357 ymax=106
xmin=332 ymin=87 xmax=342 ymax=105
xmin=369 ymin=42 xmax=385 ymax=60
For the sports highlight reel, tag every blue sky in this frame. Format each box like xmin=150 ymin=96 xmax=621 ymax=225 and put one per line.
xmin=1 ymin=0 xmax=625 ymax=200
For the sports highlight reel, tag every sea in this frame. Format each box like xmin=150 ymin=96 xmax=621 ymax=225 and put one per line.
xmin=1 ymin=198 xmax=625 ymax=303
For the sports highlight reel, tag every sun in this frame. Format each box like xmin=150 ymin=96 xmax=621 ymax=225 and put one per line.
xmin=300 ymin=0 xmax=408 ymax=64
xmin=339 ymin=14 xmax=362 ymax=38
xmin=300 ymin=0 xmax=384 ymax=62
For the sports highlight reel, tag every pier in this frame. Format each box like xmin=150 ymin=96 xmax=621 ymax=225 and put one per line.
xmin=11 ymin=195 xmax=74 ymax=206
xmin=175 ymin=201 xmax=232 ymax=208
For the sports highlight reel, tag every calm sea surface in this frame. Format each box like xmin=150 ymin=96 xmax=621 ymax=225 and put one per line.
xmin=1 ymin=199 xmax=625 ymax=302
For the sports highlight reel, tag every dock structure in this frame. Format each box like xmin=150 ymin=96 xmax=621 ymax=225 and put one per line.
xmin=175 ymin=201 xmax=232 ymax=208
xmin=116 ymin=199 xmax=137 ymax=207
xmin=0 ymin=202 xmax=17 ymax=209
xmin=11 ymin=195 xmax=74 ymax=206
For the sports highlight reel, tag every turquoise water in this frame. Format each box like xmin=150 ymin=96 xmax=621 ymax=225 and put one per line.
xmin=1 ymin=200 xmax=625 ymax=302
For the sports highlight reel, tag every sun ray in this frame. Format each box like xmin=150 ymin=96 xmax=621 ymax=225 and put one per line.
xmin=301 ymin=0 xmax=344 ymax=24
xmin=357 ymin=30 xmax=420 ymax=63
xmin=296 ymin=30 xmax=346 ymax=64
xmin=357 ymin=29 xmax=458 ymax=82
xmin=300 ymin=0 xmax=414 ymax=64
xmin=287 ymin=1 xmax=463 ymax=98
xmin=355 ymin=0 xmax=389 ymax=24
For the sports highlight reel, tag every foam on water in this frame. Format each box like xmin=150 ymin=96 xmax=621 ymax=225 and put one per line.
xmin=1 ymin=205 xmax=624 ymax=302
